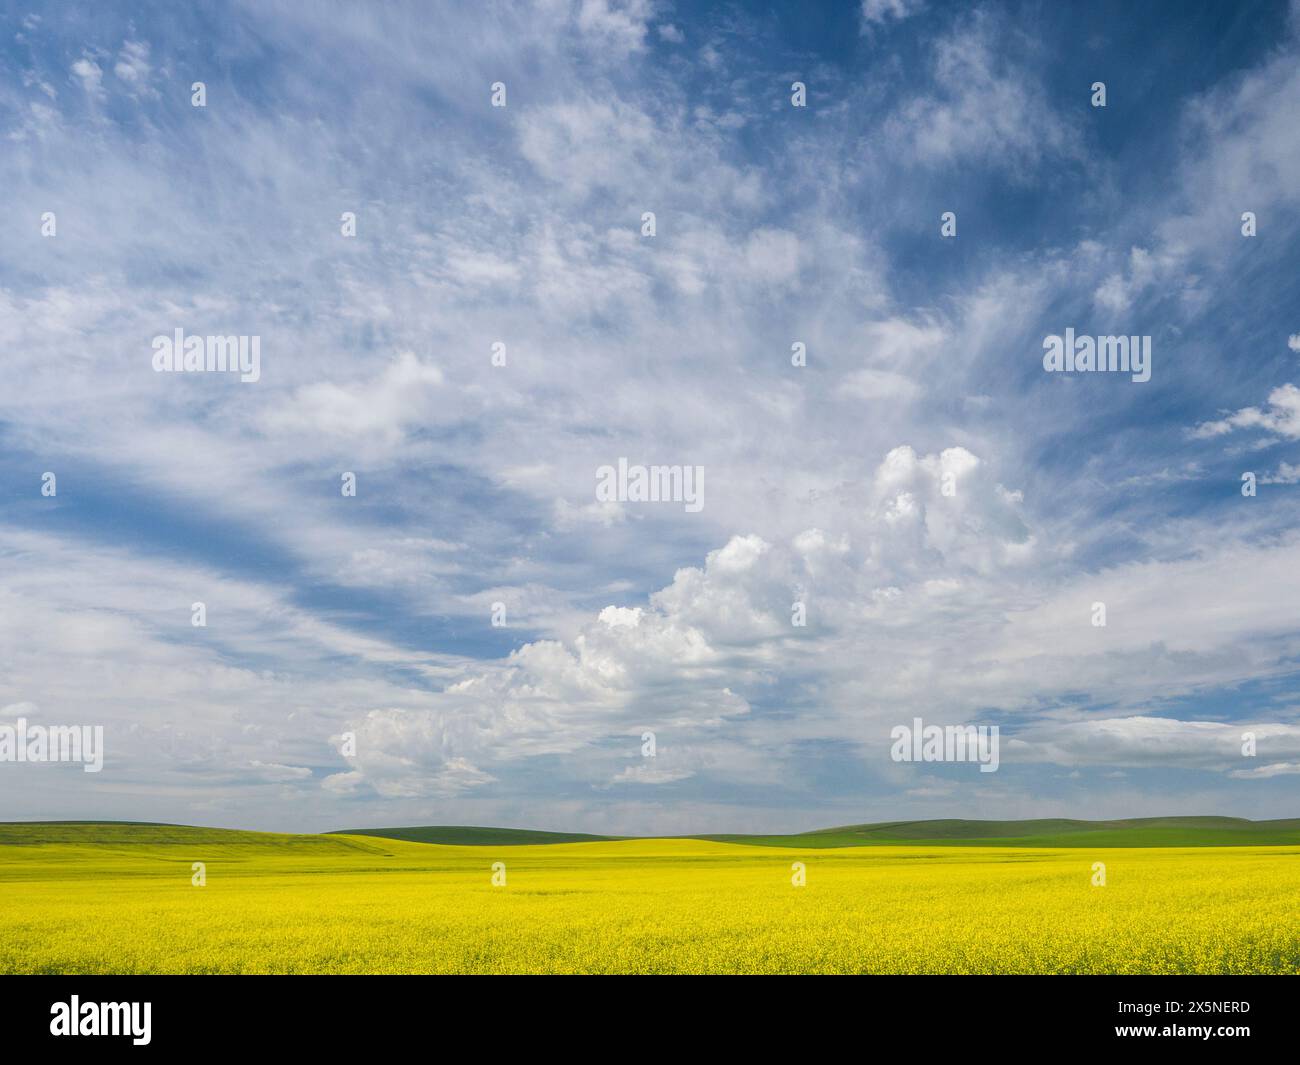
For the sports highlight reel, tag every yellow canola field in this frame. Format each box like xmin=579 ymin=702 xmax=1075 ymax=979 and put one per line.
xmin=1 ymin=837 xmax=1297 ymax=974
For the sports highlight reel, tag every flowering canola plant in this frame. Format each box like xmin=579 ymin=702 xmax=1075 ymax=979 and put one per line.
xmin=1 ymin=832 xmax=1296 ymax=974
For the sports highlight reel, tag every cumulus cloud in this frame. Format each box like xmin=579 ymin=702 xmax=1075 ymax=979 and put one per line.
xmin=1193 ymin=383 xmax=1300 ymax=440
xmin=331 ymin=536 xmax=765 ymax=796
xmin=329 ymin=445 xmax=1037 ymax=797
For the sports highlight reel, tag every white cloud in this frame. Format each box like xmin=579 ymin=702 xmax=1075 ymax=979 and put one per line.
xmin=1 ymin=702 xmax=39 ymax=718
xmin=70 ymin=56 xmax=103 ymax=98
xmin=1260 ymin=462 xmax=1300 ymax=485
xmin=263 ymin=350 xmax=444 ymax=445
xmin=840 ymin=367 xmax=920 ymax=401
xmin=516 ymin=98 xmax=659 ymax=198
xmin=1228 ymin=761 xmax=1300 ymax=779
xmin=861 ymin=0 xmax=923 ymax=25
xmin=248 ymin=760 xmax=313 ymax=782
xmin=113 ymin=40 xmax=154 ymax=96
xmin=575 ymin=0 xmax=655 ymax=57
xmin=608 ymin=762 xmax=694 ymax=785
xmin=553 ymin=499 xmax=628 ymax=529
xmin=1193 ymin=383 xmax=1300 ymax=440
xmin=884 ymin=12 xmax=1074 ymax=170
xmin=1009 ymin=717 xmax=1300 ymax=772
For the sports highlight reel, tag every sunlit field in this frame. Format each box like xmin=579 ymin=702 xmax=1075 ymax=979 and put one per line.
xmin=1 ymin=825 xmax=1297 ymax=974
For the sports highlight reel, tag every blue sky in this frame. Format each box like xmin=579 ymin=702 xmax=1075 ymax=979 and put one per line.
xmin=1 ymin=0 xmax=1299 ymax=833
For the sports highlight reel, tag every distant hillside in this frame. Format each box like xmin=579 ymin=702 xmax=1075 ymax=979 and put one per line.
xmin=4 ymin=816 xmax=1298 ymax=850
xmin=699 ymin=816 xmax=1300 ymax=848
xmin=327 ymin=825 xmax=625 ymax=846
xmin=0 ymin=821 xmax=385 ymax=854
xmin=335 ymin=816 xmax=1300 ymax=848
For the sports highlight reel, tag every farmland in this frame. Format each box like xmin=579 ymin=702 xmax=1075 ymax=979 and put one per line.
xmin=1 ymin=822 xmax=1297 ymax=974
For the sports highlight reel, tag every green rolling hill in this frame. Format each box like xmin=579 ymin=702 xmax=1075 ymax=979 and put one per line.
xmin=696 ymin=816 xmax=1300 ymax=848
xmin=0 ymin=821 xmax=387 ymax=853
xmin=3 ymin=816 xmax=1298 ymax=849
xmin=334 ymin=816 xmax=1300 ymax=848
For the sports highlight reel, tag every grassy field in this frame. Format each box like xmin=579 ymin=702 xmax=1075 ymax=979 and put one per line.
xmin=2 ymin=822 xmax=1298 ymax=974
